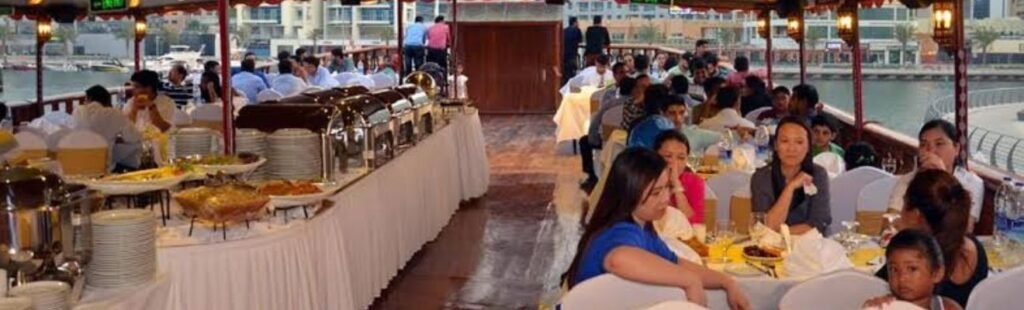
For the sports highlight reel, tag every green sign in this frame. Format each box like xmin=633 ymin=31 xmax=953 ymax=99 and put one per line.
xmin=631 ymin=0 xmax=672 ymax=5
xmin=0 ymin=6 xmax=13 ymax=16
xmin=90 ymin=0 xmax=127 ymax=12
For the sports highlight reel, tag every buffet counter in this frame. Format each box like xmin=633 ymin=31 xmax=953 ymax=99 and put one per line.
xmin=154 ymin=111 xmax=490 ymax=309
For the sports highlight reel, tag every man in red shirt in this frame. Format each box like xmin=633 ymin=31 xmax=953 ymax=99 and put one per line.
xmin=426 ymin=16 xmax=451 ymax=75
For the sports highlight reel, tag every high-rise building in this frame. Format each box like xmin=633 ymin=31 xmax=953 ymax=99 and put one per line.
xmin=563 ymin=0 xmax=747 ymax=46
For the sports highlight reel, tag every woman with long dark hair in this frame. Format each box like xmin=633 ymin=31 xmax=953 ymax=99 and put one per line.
xmin=887 ymin=119 xmax=985 ymax=228
xmin=750 ymin=116 xmax=832 ymax=234
xmin=564 ymin=148 xmax=749 ymax=309
xmin=877 ymin=169 xmax=987 ymax=307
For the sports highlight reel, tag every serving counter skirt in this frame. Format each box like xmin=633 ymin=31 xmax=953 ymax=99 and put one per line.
xmin=156 ymin=112 xmax=491 ymax=310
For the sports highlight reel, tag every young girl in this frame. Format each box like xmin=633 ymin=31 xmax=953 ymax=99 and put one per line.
xmin=864 ymin=229 xmax=962 ymax=310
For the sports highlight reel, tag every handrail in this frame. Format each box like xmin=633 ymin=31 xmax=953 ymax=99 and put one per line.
xmin=924 ymin=87 xmax=1024 ymax=173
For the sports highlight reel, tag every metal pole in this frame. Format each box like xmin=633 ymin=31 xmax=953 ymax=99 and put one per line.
xmin=852 ymin=20 xmax=864 ymax=140
xmin=36 ymin=40 xmax=43 ymax=117
xmin=217 ymin=0 xmax=234 ymax=154
xmin=798 ymin=36 xmax=806 ymax=85
xmin=953 ymin=0 xmax=969 ymax=165
xmin=397 ymin=0 xmax=404 ymax=77
xmin=134 ymin=39 xmax=141 ymax=72
xmin=765 ymin=25 xmax=773 ymax=87
xmin=451 ymin=0 xmax=458 ymax=99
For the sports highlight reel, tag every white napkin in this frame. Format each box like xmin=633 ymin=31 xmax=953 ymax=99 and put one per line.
xmin=783 ymin=229 xmax=854 ymax=279
xmin=862 ymin=300 xmax=926 ymax=310
xmin=731 ymin=144 xmax=757 ymax=172
xmin=750 ymin=223 xmax=784 ymax=249
xmin=654 ymin=207 xmax=694 ymax=241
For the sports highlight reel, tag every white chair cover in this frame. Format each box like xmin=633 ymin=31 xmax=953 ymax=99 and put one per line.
xmin=172 ymin=109 xmax=193 ymax=127
xmin=966 ymin=265 xmax=1024 ymax=310
xmin=29 ymin=112 xmax=71 ymax=137
xmin=745 ymin=106 xmax=773 ymax=123
xmin=334 ymin=72 xmax=358 ymax=86
xmin=857 ymin=177 xmax=900 ymax=212
xmin=560 ymin=274 xmax=686 ymax=310
xmin=45 ymin=128 xmax=71 ymax=150
xmin=232 ymin=96 xmax=249 ymax=116
xmin=256 ymin=89 xmax=283 ymax=103
xmin=706 ymin=170 xmax=751 ymax=224
xmin=778 ymin=270 xmax=890 ymax=310
xmin=813 ymin=152 xmax=847 ymax=178
xmin=12 ymin=130 xmax=47 ymax=153
xmin=190 ymin=104 xmax=223 ymax=123
xmin=644 ymin=301 xmax=707 ymax=310
xmin=829 ymin=167 xmax=892 ymax=234
xmin=346 ymin=75 xmax=376 ymax=90
xmin=371 ymin=73 xmax=397 ymax=89
xmin=57 ymin=130 xmax=107 ymax=149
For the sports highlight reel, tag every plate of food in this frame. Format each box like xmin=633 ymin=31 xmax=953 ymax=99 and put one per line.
xmin=176 ymin=153 xmax=266 ymax=175
xmin=742 ymin=245 xmax=785 ymax=264
xmin=82 ymin=167 xmax=189 ymax=195
xmin=258 ymin=180 xmax=341 ymax=209
xmin=174 ymin=183 xmax=270 ymax=223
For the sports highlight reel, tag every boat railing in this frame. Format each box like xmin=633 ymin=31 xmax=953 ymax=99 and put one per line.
xmin=924 ymin=87 xmax=1024 ymax=173
xmin=8 ymin=86 xmax=133 ymax=126
xmin=313 ymin=46 xmax=399 ymax=75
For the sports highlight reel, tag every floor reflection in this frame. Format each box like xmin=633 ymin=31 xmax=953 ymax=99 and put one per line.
xmin=369 ymin=115 xmax=586 ymax=309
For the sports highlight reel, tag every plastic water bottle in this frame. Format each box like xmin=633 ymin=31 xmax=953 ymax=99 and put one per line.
xmin=1007 ymin=183 xmax=1024 ymax=246
xmin=994 ymin=177 xmax=1014 ymax=243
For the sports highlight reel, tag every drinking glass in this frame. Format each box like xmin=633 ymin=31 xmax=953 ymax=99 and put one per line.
xmin=711 ymin=221 xmax=736 ymax=263
xmin=839 ymin=220 xmax=862 ymax=250
xmin=879 ymin=213 xmax=901 ymax=248
xmin=750 ymin=212 xmax=766 ymax=235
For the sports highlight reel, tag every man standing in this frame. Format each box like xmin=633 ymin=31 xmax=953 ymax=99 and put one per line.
xmin=426 ymin=16 xmax=451 ymax=75
xmin=583 ymin=15 xmax=611 ymax=67
xmin=563 ymin=17 xmax=583 ymax=85
xmin=160 ymin=64 xmax=193 ymax=107
xmin=404 ymin=16 xmax=428 ymax=74
xmin=301 ymin=56 xmax=340 ymax=88
xmin=232 ymin=59 xmax=269 ymax=103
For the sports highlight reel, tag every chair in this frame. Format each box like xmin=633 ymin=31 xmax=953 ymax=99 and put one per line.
xmin=966 ymin=265 xmax=1024 ymax=310
xmin=371 ymin=73 xmax=397 ymax=89
xmin=55 ymin=130 xmax=109 ymax=176
xmin=172 ymin=109 xmax=193 ymax=127
xmin=856 ymin=177 xmax=900 ymax=235
xmin=778 ymin=270 xmax=890 ymax=310
xmin=589 ymin=88 xmax=608 ymax=114
xmin=45 ymin=128 xmax=71 ymax=150
xmin=10 ymin=131 xmax=48 ymax=162
xmin=730 ymin=187 xmax=753 ymax=234
xmin=335 ymin=72 xmax=358 ymax=86
xmin=346 ymin=75 xmax=376 ymax=90
xmin=643 ymin=301 xmax=706 ymax=310
xmin=704 ymin=188 xmax=718 ymax=228
xmin=590 ymin=130 xmax=629 ymax=208
xmin=256 ymin=89 xmax=283 ymax=103
xmin=813 ymin=152 xmax=847 ymax=178
xmin=829 ymin=167 xmax=892 ymax=235
xmin=189 ymin=105 xmax=224 ymax=133
xmin=560 ymin=274 xmax=686 ymax=310
xmin=706 ymin=171 xmax=751 ymax=227
xmin=744 ymin=106 xmax=773 ymax=123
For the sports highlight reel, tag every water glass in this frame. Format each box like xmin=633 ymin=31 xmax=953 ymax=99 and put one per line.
xmin=750 ymin=212 xmax=766 ymax=234
xmin=839 ymin=220 xmax=862 ymax=250
xmin=712 ymin=221 xmax=736 ymax=263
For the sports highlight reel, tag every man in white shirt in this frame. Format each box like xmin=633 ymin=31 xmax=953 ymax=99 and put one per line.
xmin=301 ymin=56 xmax=340 ymax=89
xmin=232 ymin=59 xmax=268 ymax=103
xmin=76 ymin=85 xmax=143 ymax=170
xmin=123 ymin=70 xmax=175 ymax=133
xmin=699 ymin=86 xmax=755 ymax=133
xmin=560 ymin=54 xmax=614 ymax=96
xmin=271 ymin=59 xmax=309 ymax=97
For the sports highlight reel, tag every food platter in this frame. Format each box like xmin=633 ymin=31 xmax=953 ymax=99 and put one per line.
xmin=175 ymin=153 xmax=267 ymax=176
xmin=258 ymin=181 xmax=341 ymax=209
xmin=80 ymin=167 xmax=189 ymax=195
xmin=742 ymin=245 xmax=785 ymax=264
xmin=174 ymin=183 xmax=270 ymax=223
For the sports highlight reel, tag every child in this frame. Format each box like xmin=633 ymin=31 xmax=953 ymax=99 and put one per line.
xmin=863 ymin=229 xmax=962 ymax=310
xmin=810 ymin=114 xmax=844 ymax=157
xmin=448 ymin=62 xmax=468 ymax=100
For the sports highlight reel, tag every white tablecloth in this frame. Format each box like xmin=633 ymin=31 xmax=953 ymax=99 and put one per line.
xmin=75 ymin=273 xmax=172 ymax=310
xmin=155 ymin=112 xmax=490 ymax=309
xmin=553 ymin=87 xmax=599 ymax=143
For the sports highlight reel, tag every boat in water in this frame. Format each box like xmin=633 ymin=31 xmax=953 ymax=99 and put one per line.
xmin=87 ymin=58 xmax=130 ymax=73
xmin=149 ymin=45 xmax=204 ymax=73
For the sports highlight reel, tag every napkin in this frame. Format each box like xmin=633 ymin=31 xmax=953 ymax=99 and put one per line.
xmin=731 ymin=144 xmax=757 ymax=172
xmin=750 ymin=223 xmax=785 ymax=249
xmin=783 ymin=229 xmax=854 ymax=279
xmin=862 ymin=300 xmax=926 ymax=310
xmin=654 ymin=207 xmax=694 ymax=241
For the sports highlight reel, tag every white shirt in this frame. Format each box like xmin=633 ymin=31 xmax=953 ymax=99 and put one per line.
xmin=122 ymin=94 xmax=176 ymax=132
xmin=698 ymin=108 xmax=755 ymax=133
xmin=447 ymin=74 xmax=468 ymax=99
xmin=75 ymin=102 xmax=142 ymax=168
xmin=271 ymin=74 xmax=309 ymax=97
xmin=887 ymin=167 xmax=986 ymax=221
xmin=309 ymin=66 xmax=340 ymax=88
xmin=560 ymin=66 xmax=613 ymax=95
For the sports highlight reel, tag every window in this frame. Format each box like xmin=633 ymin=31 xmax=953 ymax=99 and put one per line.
xmin=808 ymin=26 xmax=829 ymax=39
xmin=860 ymin=26 xmax=894 ymax=39
xmin=361 ymin=8 xmax=392 ymax=22
xmin=860 ymin=8 xmax=894 ymax=21
xmin=249 ymin=7 xmax=280 ymax=22
xmin=579 ymin=3 xmax=589 ymax=11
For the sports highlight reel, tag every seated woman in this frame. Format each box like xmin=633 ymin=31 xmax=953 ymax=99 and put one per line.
xmin=888 ymin=120 xmax=985 ymax=229
xmin=565 ymin=148 xmax=749 ymax=309
xmin=654 ymin=131 xmax=706 ymax=224
xmin=878 ymin=169 xmax=987 ymax=307
xmin=864 ymin=229 xmax=962 ymax=310
xmin=750 ymin=116 xmax=831 ymax=235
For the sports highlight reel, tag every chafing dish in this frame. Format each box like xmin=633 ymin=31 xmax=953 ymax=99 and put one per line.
xmin=368 ymin=89 xmax=416 ymax=148
xmin=271 ymin=85 xmax=369 ymax=105
xmin=400 ymin=74 xmax=440 ymax=137
xmin=235 ymin=104 xmax=342 ymax=181
xmin=0 ymin=165 xmax=96 ymax=285
xmin=335 ymin=94 xmax=395 ymax=168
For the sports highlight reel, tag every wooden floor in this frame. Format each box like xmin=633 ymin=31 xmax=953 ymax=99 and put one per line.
xmin=369 ymin=115 xmax=586 ymax=309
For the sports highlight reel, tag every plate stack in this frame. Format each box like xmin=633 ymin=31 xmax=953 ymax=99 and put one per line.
xmin=236 ymin=129 xmax=269 ymax=180
xmin=267 ymin=129 xmax=321 ymax=181
xmin=172 ymin=128 xmax=216 ymax=158
xmin=87 ymin=209 xmax=157 ymax=289
xmin=8 ymin=282 xmax=69 ymax=310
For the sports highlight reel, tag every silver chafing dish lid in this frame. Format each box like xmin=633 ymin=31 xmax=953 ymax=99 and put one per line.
xmin=338 ymin=95 xmax=391 ymax=126
xmin=0 ymin=165 xmax=64 ymax=210
xmin=369 ymin=89 xmax=413 ymax=114
xmin=395 ymin=84 xmax=431 ymax=108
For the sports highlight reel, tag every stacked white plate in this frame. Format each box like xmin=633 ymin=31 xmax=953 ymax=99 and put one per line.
xmin=87 ymin=209 xmax=157 ymax=289
xmin=267 ymin=129 xmax=321 ymax=181
xmin=236 ymin=129 xmax=269 ymax=180
xmin=172 ymin=128 xmax=217 ymax=158
xmin=8 ymin=282 xmax=68 ymax=310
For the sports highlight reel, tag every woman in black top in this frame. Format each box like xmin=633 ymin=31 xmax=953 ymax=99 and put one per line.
xmin=877 ymin=169 xmax=988 ymax=307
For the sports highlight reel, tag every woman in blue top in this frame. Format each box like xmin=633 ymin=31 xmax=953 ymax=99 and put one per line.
xmin=564 ymin=148 xmax=750 ymax=309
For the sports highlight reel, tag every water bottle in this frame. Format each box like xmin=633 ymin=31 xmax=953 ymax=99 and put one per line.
xmin=1008 ymin=183 xmax=1024 ymax=247
xmin=994 ymin=177 xmax=1014 ymax=243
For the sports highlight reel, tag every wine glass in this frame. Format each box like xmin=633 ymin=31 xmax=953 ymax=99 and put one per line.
xmin=711 ymin=220 xmax=736 ymax=263
xmin=839 ymin=220 xmax=862 ymax=250
xmin=880 ymin=213 xmax=901 ymax=248
xmin=750 ymin=211 xmax=767 ymax=236
xmin=754 ymin=125 xmax=771 ymax=149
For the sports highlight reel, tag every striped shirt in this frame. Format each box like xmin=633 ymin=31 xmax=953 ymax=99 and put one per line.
xmin=160 ymin=81 xmax=194 ymax=107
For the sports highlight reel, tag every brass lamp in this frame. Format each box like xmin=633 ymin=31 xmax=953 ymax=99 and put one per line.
xmin=756 ymin=10 xmax=771 ymax=39
xmin=134 ymin=19 xmax=147 ymax=41
xmin=836 ymin=1 xmax=858 ymax=46
xmin=932 ymin=0 xmax=955 ymax=52
xmin=36 ymin=19 xmax=52 ymax=45
xmin=786 ymin=11 xmax=803 ymax=42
